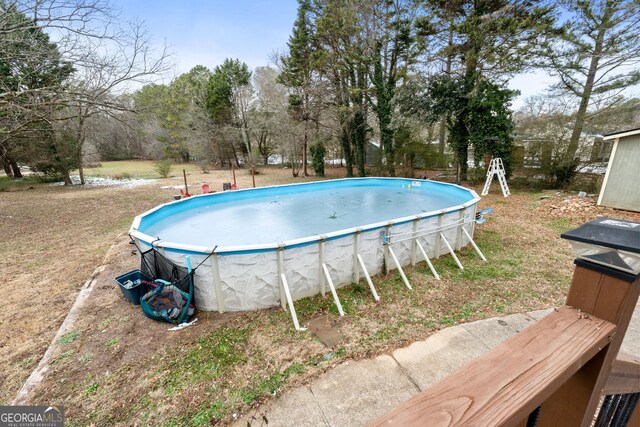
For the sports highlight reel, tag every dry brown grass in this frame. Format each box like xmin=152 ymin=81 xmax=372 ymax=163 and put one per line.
xmin=3 ymin=165 xmax=638 ymax=426
xmin=0 ymin=165 xmax=329 ymax=405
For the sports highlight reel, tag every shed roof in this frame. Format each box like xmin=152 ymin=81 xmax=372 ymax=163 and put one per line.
xmin=603 ymin=127 xmax=640 ymax=140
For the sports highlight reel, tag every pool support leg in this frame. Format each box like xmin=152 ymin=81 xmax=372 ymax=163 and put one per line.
xmin=440 ymin=232 xmax=464 ymax=270
xmin=280 ymin=273 xmax=306 ymax=331
xmin=416 ymin=240 xmax=440 ymax=280
xmin=387 ymin=245 xmax=412 ymax=290
xmin=321 ymin=263 xmax=345 ymax=316
xmin=357 ymin=253 xmax=380 ymax=301
xmin=462 ymin=227 xmax=487 ymax=261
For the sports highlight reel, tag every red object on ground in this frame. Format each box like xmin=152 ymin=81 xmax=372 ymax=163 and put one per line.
xmin=231 ymin=183 xmax=237 ymax=190
xmin=180 ymin=189 xmax=191 ymax=198
xmin=202 ymin=184 xmax=213 ymax=194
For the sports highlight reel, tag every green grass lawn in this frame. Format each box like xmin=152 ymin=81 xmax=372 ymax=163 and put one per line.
xmin=0 ymin=161 xmax=201 ymax=191
xmin=0 ymin=175 xmax=45 ymax=191
xmin=81 ymin=160 xmax=200 ymax=179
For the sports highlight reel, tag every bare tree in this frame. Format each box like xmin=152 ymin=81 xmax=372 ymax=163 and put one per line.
xmin=252 ymin=66 xmax=288 ymax=164
xmin=1 ymin=0 xmax=171 ymax=183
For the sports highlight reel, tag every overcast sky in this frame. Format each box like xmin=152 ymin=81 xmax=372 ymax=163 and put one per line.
xmin=116 ymin=0 xmax=558 ymax=110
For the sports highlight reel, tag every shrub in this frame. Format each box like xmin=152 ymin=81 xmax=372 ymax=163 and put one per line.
xmin=310 ymin=143 xmax=326 ymax=176
xmin=112 ymin=172 xmax=132 ymax=180
xmin=198 ymin=162 xmax=211 ymax=174
xmin=154 ymin=159 xmax=173 ymax=178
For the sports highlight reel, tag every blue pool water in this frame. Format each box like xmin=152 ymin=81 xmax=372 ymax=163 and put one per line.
xmin=137 ymin=178 xmax=476 ymax=248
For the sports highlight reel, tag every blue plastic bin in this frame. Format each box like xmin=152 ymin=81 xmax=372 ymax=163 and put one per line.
xmin=115 ymin=269 xmax=152 ymax=305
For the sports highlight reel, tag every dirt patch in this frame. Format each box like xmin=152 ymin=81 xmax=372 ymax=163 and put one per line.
xmin=307 ymin=315 xmax=346 ymax=348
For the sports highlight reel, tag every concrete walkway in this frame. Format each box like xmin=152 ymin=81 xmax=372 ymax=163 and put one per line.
xmin=234 ymin=303 xmax=640 ymax=427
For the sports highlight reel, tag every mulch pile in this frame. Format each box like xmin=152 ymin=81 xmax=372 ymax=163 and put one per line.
xmin=541 ymin=193 xmax=640 ymax=223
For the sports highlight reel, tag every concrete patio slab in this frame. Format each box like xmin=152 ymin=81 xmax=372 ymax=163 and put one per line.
xmin=391 ymin=326 xmax=489 ymax=390
xmin=232 ymin=386 xmax=328 ymax=427
xmin=462 ymin=313 xmax=535 ymax=349
xmin=310 ymin=355 xmax=419 ymax=426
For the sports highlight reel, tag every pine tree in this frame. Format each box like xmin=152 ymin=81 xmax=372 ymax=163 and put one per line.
xmin=546 ymin=0 xmax=640 ymax=173
xmin=418 ymin=0 xmax=557 ymax=180
xmin=279 ymin=0 xmax=316 ymax=177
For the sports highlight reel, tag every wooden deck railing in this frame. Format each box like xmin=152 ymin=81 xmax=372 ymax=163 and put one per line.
xmin=372 ymin=262 xmax=640 ymax=427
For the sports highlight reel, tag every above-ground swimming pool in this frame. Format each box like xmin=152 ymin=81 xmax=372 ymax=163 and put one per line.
xmin=130 ymin=178 xmax=480 ymax=313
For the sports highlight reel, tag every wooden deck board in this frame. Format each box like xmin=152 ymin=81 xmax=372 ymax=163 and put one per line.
xmin=370 ymin=306 xmax=616 ymax=427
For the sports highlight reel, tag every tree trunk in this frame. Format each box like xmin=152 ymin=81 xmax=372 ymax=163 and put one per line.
xmin=77 ymin=105 xmax=86 ymax=185
xmin=452 ymin=113 xmax=469 ymax=181
xmin=565 ymin=1 xmax=611 ymax=163
xmin=78 ymin=164 xmax=85 ymax=185
xmin=10 ymin=159 xmax=22 ymax=178
xmin=302 ymin=121 xmax=309 ymax=177
xmin=438 ymin=20 xmax=454 ymax=156
xmin=372 ymin=46 xmax=395 ymax=177
xmin=62 ymin=170 xmax=72 ymax=185
xmin=456 ymin=49 xmax=479 ymax=181
xmin=405 ymin=153 xmax=415 ymax=178
xmin=341 ymin=124 xmax=353 ymax=177
xmin=438 ymin=118 xmax=447 ymax=156
xmin=458 ymin=138 xmax=468 ymax=181
xmin=3 ymin=158 xmax=13 ymax=177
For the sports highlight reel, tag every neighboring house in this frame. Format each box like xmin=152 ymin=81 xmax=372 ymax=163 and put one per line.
xmin=514 ymin=130 xmax=607 ymax=170
xmin=597 ymin=128 xmax=640 ymax=212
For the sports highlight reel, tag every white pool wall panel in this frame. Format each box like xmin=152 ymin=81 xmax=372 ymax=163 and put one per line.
xmin=283 ymin=244 xmax=321 ymax=300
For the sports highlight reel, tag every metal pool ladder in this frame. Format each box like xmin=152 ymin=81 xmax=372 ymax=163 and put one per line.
xmin=482 ymin=157 xmax=510 ymax=197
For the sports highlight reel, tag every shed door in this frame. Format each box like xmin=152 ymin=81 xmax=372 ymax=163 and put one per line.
xmin=599 ymin=135 xmax=640 ymax=212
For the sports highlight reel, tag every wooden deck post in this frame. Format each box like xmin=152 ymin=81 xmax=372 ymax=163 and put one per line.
xmin=535 ymin=262 xmax=640 ymax=427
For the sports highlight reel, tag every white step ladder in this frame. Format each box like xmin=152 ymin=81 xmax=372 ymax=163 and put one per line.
xmin=481 ymin=158 xmax=510 ymax=197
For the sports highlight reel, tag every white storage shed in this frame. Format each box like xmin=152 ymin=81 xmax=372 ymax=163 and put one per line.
xmin=598 ymin=128 xmax=640 ymax=212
